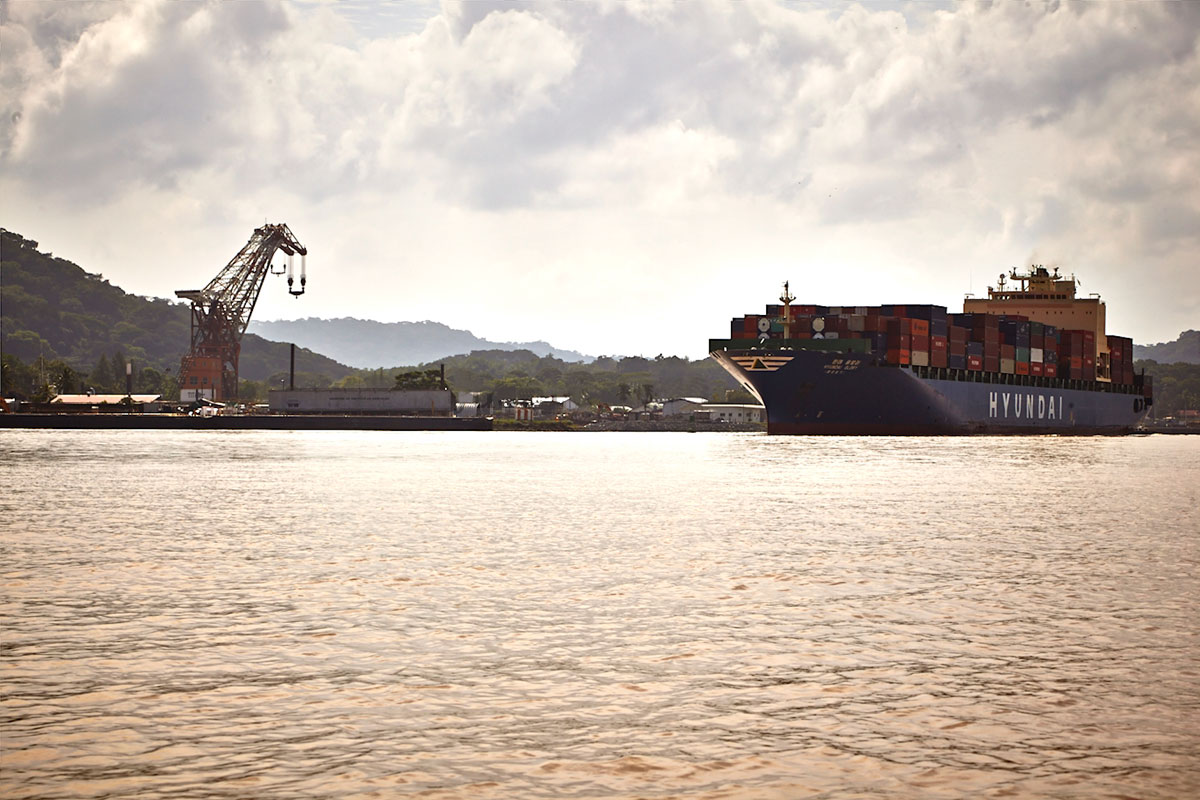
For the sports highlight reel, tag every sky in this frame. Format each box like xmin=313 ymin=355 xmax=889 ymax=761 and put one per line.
xmin=2 ymin=0 xmax=1197 ymax=360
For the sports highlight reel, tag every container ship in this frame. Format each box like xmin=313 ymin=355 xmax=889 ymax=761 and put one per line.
xmin=709 ymin=266 xmax=1152 ymax=434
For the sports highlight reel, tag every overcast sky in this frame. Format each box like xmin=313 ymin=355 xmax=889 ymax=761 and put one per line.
xmin=2 ymin=0 xmax=1197 ymax=359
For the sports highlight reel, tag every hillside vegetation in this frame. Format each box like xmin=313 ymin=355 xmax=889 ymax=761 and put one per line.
xmin=1133 ymin=330 xmax=1199 ymax=365
xmin=1 ymin=228 xmax=352 ymax=397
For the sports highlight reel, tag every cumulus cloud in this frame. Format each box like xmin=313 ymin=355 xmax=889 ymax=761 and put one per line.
xmin=1 ymin=0 xmax=1197 ymax=356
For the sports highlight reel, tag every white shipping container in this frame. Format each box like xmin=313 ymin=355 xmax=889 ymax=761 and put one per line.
xmin=1031 ymin=347 xmax=1044 ymax=363
xmin=911 ymin=351 xmax=930 ymax=366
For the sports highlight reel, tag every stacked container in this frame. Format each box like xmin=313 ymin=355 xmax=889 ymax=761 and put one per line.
xmin=726 ymin=300 xmax=1132 ymax=388
xmin=1107 ymin=335 xmax=1134 ymax=384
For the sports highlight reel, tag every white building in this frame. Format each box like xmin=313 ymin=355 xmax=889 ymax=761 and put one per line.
xmin=701 ymin=403 xmax=766 ymax=423
xmin=662 ymin=397 xmax=709 ymax=417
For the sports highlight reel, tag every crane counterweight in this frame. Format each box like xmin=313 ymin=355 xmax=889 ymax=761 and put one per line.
xmin=177 ymin=223 xmax=308 ymax=403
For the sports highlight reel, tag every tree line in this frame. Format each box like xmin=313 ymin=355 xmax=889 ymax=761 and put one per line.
xmin=1136 ymin=360 xmax=1200 ymax=419
xmin=328 ymin=349 xmax=750 ymax=406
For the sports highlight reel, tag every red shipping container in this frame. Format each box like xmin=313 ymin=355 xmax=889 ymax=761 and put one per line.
xmin=967 ymin=354 xmax=983 ymax=371
xmin=1044 ymin=363 xmax=1057 ymax=377
xmin=886 ymin=349 xmax=911 ymax=365
xmin=930 ymin=350 xmax=948 ymax=368
xmin=887 ymin=318 xmax=913 ymax=335
xmin=984 ymin=356 xmax=1000 ymax=372
xmin=1031 ymin=362 xmax=1044 ymax=376
xmin=949 ymin=341 xmax=966 ymax=357
xmin=1070 ymin=356 xmax=1083 ymax=370
xmin=1031 ymin=334 xmax=1044 ymax=349
xmin=911 ymin=335 xmax=930 ymax=353
xmin=1016 ymin=361 xmax=1030 ymax=375
xmin=911 ymin=319 xmax=930 ymax=337
xmin=931 ymin=336 xmax=948 ymax=353
xmin=1001 ymin=344 xmax=1015 ymax=359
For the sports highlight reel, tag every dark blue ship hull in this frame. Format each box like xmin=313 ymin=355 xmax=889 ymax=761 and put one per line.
xmin=711 ymin=345 xmax=1149 ymax=435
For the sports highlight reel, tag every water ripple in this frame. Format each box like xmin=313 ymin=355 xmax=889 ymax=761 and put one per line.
xmin=2 ymin=431 xmax=1198 ymax=799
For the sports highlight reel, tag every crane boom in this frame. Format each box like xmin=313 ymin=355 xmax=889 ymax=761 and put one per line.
xmin=176 ymin=223 xmax=308 ymax=403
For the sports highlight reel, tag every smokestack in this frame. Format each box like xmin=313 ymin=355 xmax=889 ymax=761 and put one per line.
xmin=290 ymin=344 xmax=296 ymax=390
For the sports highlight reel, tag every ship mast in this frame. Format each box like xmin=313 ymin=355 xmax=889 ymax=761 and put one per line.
xmin=780 ymin=281 xmax=795 ymax=340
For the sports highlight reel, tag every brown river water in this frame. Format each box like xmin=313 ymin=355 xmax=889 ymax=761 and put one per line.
xmin=1 ymin=430 xmax=1198 ymax=799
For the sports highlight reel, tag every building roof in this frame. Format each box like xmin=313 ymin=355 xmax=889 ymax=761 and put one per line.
xmin=51 ymin=394 xmax=161 ymax=405
xmin=702 ymin=403 xmax=765 ymax=410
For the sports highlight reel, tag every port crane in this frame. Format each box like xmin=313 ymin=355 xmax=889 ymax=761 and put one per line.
xmin=175 ymin=223 xmax=307 ymax=402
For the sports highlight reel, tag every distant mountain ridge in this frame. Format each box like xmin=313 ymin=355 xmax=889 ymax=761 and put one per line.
xmin=249 ymin=317 xmax=591 ymax=369
xmin=1134 ymin=330 xmax=1199 ymax=365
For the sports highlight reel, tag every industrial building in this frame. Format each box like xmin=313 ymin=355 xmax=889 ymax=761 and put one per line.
xmin=268 ymin=388 xmax=454 ymax=416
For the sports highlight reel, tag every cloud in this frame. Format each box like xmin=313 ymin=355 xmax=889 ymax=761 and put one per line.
xmin=1 ymin=0 xmax=1197 ymax=356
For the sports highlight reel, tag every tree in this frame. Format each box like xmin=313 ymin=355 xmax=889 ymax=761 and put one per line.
xmin=135 ymin=366 xmax=165 ymax=394
xmin=89 ymin=354 xmax=114 ymax=392
xmin=393 ymin=369 xmax=446 ymax=391
xmin=48 ymin=361 xmax=80 ymax=394
xmin=111 ymin=348 xmax=127 ymax=391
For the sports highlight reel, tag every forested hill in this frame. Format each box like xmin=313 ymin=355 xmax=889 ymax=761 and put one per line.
xmin=1134 ymin=330 xmax=1199 ymax=365
xmin=0 ymin=228 xmax=353 ymax=381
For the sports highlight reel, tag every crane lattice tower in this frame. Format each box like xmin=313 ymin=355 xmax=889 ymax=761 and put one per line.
xmin=176 ymin=223 xmax=307 ymax=402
